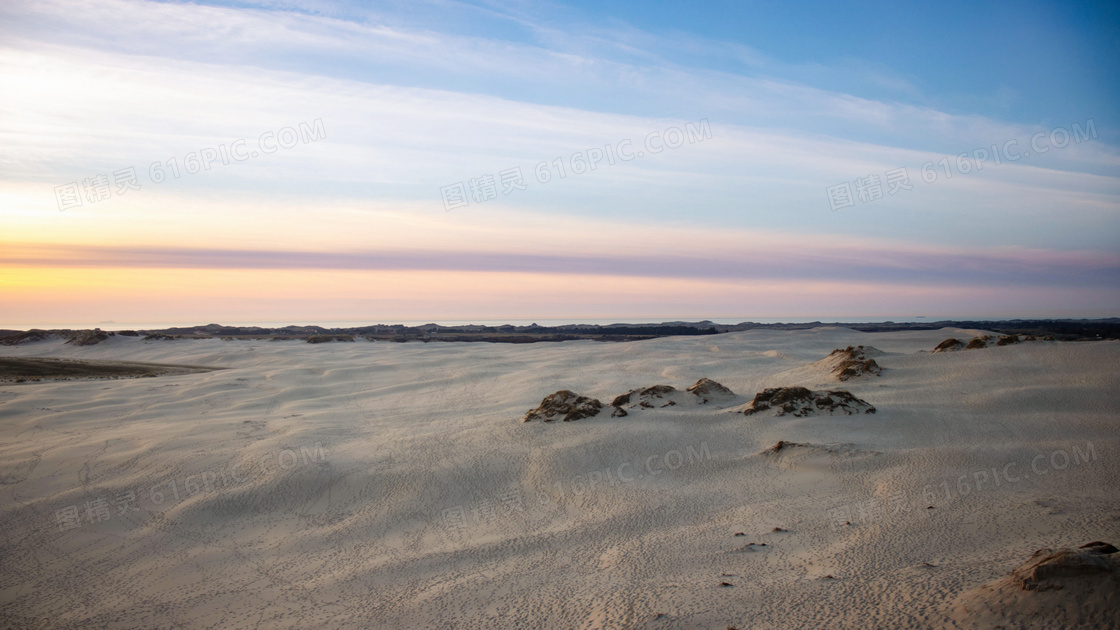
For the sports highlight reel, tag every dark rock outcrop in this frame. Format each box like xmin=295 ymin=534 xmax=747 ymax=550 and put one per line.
xmin=938 ymin=333 xmax=1034 ymax=352
xmin=523 ymin=390 xmax=604 ymax=423
xmin=685 ymin=377 xmax=735 ymax=401
xmin=612 ymin=379 xmax=735 ymax=410
xmin=932 ymin=338 xmax=964 ymax=353
xmin=609 ymin=391 xmax=631 ymax=407
xmin=765 ymin=440 xmax=804 ymax=454
xmin=741 ymin=387 xmax=876 ymax=417
xmin=826 ymin=346 xmax=882 ymax=381
xmin=611 ymin=385 xmax=680 ymax=409
xmin=524 ymin=378 xmax=737 ymax=422
xmin=996 ymin=334 xmax=1021 ymax=346
xmin=965 ymin=335 xmax=993 ymax=349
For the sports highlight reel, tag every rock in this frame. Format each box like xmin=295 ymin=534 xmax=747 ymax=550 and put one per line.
xmin=825 ymin=346 xmax=882 ymax=381
xmin=965 ymin=335 xmax=994 ymax=349
xmin=932 ymin=338 xmax=964 ymax=353
xmin=686 ymin=378 xmax=736 ymax=401
xmin=741 ymin=387 xmax=875 ymax=417
xmin=522 ymin=390 xmax=604 ymax=423
xmin=612 ymin=379 xmax=737 ymax=411
xmin=766 ymin=440 xmax=801 ymax=454
xmin=610 ymin=391 xmax=635 ymax=407
xmin=611 ymin=384 xmax=678 ymax=409
xmin=743 ymin=386 xmax=810 ymax=414
xmin=946 ymin=334 xmax=1034 ymax=351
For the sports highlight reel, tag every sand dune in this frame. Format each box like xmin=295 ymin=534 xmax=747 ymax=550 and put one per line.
xmin=0 ymin=327 xmax=1117 ymax=628
xmin=943 ymin=541 xmax=1120 ymax=628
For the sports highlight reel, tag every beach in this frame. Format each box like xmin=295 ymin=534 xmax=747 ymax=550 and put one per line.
xmin=1 ymin=328 xmax=1117 ymax=628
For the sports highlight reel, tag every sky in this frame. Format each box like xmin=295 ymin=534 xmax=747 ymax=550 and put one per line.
xmin=1 ymin=0 xmax=1118 ymax=327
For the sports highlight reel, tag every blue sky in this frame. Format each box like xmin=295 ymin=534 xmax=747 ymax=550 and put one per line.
xmin=1 ymin=0 xmax=1118 ymax=324
xmin=559 ymin=0 xmax=1119 ymax=126
xmin=173 ymin=0 xmax=1120 ymax=136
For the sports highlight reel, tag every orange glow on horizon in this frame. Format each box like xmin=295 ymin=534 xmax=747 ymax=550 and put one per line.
xmin=1 ymin=265 xmax=1102 ymax=327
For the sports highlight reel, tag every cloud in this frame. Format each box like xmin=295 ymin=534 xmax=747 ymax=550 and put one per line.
xmin=1 ymin=0 xmax=1118 ymax=324
xmin=4 ymin=0 xmax=1115 ymax=159
xmin=4 ymin=223 xmax=1117 ymax=289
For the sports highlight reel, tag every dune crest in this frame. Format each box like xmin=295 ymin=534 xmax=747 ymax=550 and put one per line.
xmin=943 ymin=541 xmax=1120 ymax=628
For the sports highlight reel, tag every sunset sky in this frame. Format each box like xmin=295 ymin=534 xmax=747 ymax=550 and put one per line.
xmin=2 ymin=0 xmax=1118 ymax=327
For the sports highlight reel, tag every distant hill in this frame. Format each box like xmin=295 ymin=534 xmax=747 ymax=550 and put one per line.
xmin=1 ymin=319 xmax=1116 ymax=345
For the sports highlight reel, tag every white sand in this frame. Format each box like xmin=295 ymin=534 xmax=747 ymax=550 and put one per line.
xmin=0 ymin=328 xmax=1117 ymax=628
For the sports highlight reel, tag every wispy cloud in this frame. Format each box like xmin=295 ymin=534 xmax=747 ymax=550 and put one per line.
xmin=1 ymin=0 xmax=1117 ymax=322
xmin=4 ymin=227 xmax=1117 ymax=290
